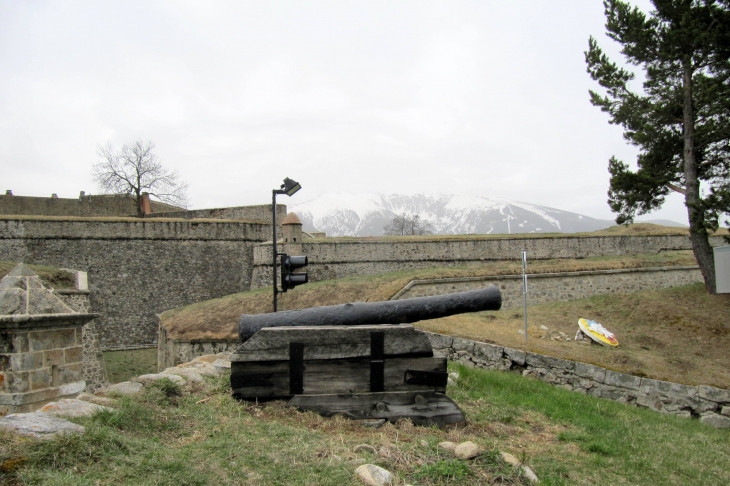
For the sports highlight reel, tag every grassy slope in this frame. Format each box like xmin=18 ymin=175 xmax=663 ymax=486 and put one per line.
xmin=160 ymin=250 xmax=698 ymax=341
xmin=0 ymin=262 xmax=76 ymax=289
xmin=1 ymin=366 xmax=727 ymax=485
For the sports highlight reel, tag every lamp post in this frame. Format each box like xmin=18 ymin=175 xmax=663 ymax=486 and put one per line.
xmin=272 ymin=177 xmax=302 ymax=312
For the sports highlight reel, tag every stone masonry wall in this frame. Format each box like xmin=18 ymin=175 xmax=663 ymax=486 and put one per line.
xmin=157 ymin=319 xmax=239 ymax=370
xmin=426 ymin=332 xmax=730 ymax=428
xmin=392 ymin=266 xmax=703 ymax=307
xmin=149 ymin=204 xmax=287 ymax=224
xmin=56 ymin=290 xmax=108 ymax=393
xmin=251 ymin=234 xmax=724 ymax=289
xmin=0 ymin=218 xmax=270 ymax=349
xmin=0 ymin=194 xmax=179 ymax=217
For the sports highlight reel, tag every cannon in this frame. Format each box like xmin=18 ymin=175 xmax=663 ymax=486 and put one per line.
xmin=231 ymin=286 xmax=502 ymax=427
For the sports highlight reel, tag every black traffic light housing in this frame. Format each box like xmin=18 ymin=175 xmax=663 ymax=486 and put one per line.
xmin=280 ymin=254 xmax=308 ymax=291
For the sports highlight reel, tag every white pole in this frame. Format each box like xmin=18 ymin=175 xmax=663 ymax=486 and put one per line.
xmin=522 ymin=250 xmax=528 ymax=343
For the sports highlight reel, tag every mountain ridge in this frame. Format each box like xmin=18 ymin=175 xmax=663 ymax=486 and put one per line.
xmin=290 ymin=193 xmax=621 ymax=237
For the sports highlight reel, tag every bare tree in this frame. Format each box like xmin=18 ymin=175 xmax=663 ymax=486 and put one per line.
xmin=383 ymin=213 xmax=433 ymax=236
xmin=93 ymin=140 xmax=189 ymax=217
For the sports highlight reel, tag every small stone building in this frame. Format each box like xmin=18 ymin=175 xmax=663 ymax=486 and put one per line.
xmin=0 ymin=264 xmax=98 ymax=414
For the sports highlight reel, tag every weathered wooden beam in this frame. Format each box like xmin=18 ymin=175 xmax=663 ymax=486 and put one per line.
xmin=287 ymin=391 xmax=465 ymax=427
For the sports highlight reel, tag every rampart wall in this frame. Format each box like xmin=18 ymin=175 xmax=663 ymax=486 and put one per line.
xmin=0 ymin=194 xmax=179 ymax=217
xmin=0 ymin=217 xmax=270 ymax=349
xmin=149 ymin=204 xmax=286 ymax=223
xmin=251 ymin=234 xmax=723 ymax=288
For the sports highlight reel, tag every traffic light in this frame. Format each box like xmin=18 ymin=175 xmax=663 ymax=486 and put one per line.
xmin=280 ymin=254 xmax=308 ymax=291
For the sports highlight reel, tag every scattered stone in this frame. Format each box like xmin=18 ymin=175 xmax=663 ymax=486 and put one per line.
xmin=420 ymin=439 xmax=428 ymax=447
xmin=454 ymin=441 xmax=480 ymax=459
xmin=355 ymin=464 xmax=393 ymax=486
xmin=38 ymin=399 xmax=112 ymax=418
xmin=500 ymin=452 xmax=521 ymax=467
xmin=437 ymin=441 xmax=457 ymax=453
xmin=135 ymin=373 xmax=186 ymax=385
xmin=98 ymin=381 xmax=143 ymax=396
xmin=540 ymin=325 xmax=549 ymax=331
xmin=448 ymin=372 xmax=460 ymax=381
xmin=180 ymin=362 xmax=219 ymax=377
xmin=76 ymin=392 xmax=117 ymax=407
xmin=362 ymin=419 xmax=386 ymax=428
xmin=212 ymin=358 xmax=231 ymax=372
xmin=521 ymin=465 xmax=539 ymax=483
xmin=189 ymin=354 xmax=218 ymax=365
xmin=162 ymin=367 xmax=204 ymax=383
xmin=354 ymin=444 xmax=376 ymax=454
xmin=0 ymin=412 xmax=84 ymax=439
xmin=447 ymin=378 xmax=457 ymax=387
xmin=700 ymin=413 xmax=730 ymax=429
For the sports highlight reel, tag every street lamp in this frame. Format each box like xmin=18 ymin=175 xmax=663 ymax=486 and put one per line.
xmin=272 ymin=177 xmax=301 ymax=312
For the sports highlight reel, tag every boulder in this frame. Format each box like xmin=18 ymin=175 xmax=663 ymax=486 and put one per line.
xmin=437 ymin=441 xmax=457 ymax=453
xmin=162 ymin=367 xmax=204 ymax=383
xmin=700 ymin=413 xmax=730 ymax=429
xmin=76 ymin=392 xmax=117 ymax=407
xmin=135 ymin=373 xmax=186 ymax=385
xmin=454 ymin=441 xmax=480 ymax=459
xmin=38 ymin=399 xmax=112 ymax=418
xmin=355 ymin=464 xmax=393 ymax=486
xmin=0 ymin=412 xmax=84 ymax=439
xmin=500 ymin=452 xmax=521 ymax=467
xmin=98 ymin=381 xmax=143 ymax=396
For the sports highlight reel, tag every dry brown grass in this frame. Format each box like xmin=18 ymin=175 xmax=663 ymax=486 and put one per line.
xmin=416 ymin=283 xmax=730 ymax=389
xmin=160 ymin=251 xmax=697 ymax=341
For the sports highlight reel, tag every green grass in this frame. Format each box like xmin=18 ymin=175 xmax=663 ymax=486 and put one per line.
xmin=1 ymin=366 xmax=727 ymax=485
xmin=102 ymin=348 xmax=157 ymax=384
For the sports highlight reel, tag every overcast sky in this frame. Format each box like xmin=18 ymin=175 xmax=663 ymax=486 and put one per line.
xmin=0 ymin=0 xmax=690 ymax=223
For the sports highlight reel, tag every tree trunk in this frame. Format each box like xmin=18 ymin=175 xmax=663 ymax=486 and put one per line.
xmin=682 ymin=60 xmax=717 ymax=294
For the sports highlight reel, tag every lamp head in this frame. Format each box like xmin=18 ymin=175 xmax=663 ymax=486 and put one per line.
xmin=282 ymin=177 xmax=302 ymax=196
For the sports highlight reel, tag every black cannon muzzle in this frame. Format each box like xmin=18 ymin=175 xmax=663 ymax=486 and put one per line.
xmin=238 ymin=286 xmax=502 ymax=342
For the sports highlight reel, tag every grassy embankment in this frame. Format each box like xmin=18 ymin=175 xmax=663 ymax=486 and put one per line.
xmin=1 ymin=365 xmax=728 ymax=485
xmin=160 ymin=249 xmax=730 ymax=388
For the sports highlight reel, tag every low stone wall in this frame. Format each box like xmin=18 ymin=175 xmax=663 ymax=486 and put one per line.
xmin=56 ymin=290 xmax=108 ymax=393
xmin=157 ymin=319 xmax=238 ymax=371
xmin=425 ymin=332 xmax=730 ymax=428
xmin=250 ymin=234 xmax=724 ymax=289
xmin=392 ymin=266 xmax=703 ymax=307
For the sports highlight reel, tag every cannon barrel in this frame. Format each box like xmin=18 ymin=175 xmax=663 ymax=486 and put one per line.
xmin=238 ymin=286 xmax=501 ymax=342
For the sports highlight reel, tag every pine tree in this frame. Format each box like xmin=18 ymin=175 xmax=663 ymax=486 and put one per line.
xmin=586 ymin=0 xmax=730 ymax=293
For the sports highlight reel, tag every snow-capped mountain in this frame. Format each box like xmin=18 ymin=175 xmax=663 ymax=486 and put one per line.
xmin=289 ymin=193 xmax=617 ymax=237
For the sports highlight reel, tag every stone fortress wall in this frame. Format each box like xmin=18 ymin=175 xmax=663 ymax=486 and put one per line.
xmin=0 ymin=193 xmax=180 ymax=218
xmin=0 ymin=217 xmax=271 ymax=349
xmin=250 ymin=234 xmax=725 ymax=289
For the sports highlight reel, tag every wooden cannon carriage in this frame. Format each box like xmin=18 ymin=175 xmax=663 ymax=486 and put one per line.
xmin=230 ymin=286 xmax=502 ymax=427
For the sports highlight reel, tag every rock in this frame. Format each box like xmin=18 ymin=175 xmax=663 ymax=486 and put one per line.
xmin=98 ymin=381 xmax=143 ymax=396
xmin=447 ymin=378 xmax=457 ymax=387
xmin=162 ymin=367 xmax=204 ymax=383
xmin=700 ymin=413 xmax=730 ymax=429
xmin=420 ymin=439 xmax=428 ymax=447
xmin=0 ymin=412 xmax=85 ymax=439
xmin=454 ymin=441 xmax=480 ymax=459
xmin=189 ymin=354 xmax=218 ymax=364
xmin=722 ymin=406 xmax=730 ymax=417
xmin=180 ymin=362 xmax=219 ymax=377
xmin=521 ymin=465 xmax=539 ymax=483
xmin=540 ymin=325 xmax=549 ymax=331
xmin=76 ymin=392 xmax=117 ymax=407
xmin=437 ymin=441 xmax=457 ymax=453
xmin=448 ymin=372 xmax=459 ymax=381
xmin=38 ymin=399 xmax=112 ymax=418
xmin=212 ymin=358 xmax=231 ymax=372
xmin=354 ymin=444 xmax=376 ymax=454
xmin=135 ymin=373 xmax=186 ymax=385
xmin=500 ymin=452 xmax=521 ymax=467
xmin=362 ymin=419 xmax=386 ymax=428
xmin=355 ymin=464 xmax=393 ymax=486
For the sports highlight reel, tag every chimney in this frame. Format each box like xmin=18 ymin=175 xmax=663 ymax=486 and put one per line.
xmin=141 ymin=192 xmax=152 ymax=215
xmin=5 ymin=190 xmax=12 ymax=196
xmin=51 ymin=193 xmax=58 ymax=198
